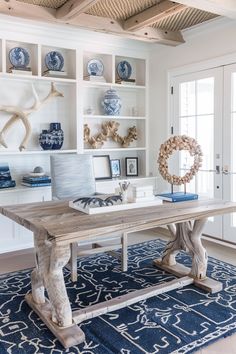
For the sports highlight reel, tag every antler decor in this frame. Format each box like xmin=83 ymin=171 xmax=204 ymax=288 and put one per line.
xmin=84 ymin=121 xmax=138 ymax=149
xmin=0 ymin=82 xmax=64 ymax=151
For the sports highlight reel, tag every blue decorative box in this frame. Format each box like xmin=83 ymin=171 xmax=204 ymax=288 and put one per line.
xmin=0 ymin=163 xmax=16 ymax=189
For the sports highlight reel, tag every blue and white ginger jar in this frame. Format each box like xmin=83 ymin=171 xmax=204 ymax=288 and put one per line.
xmin=39 ymin=130 xmax=53 ymax=150
xmin=102 ymin=89 xmax=121 ymax=115
xmin=49 ymin=123 xmax=64 ymax=150
xmin=39 ymin=123 xmax=64 ymax=150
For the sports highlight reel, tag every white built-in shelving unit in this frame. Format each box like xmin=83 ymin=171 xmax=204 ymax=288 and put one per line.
xmin=0 ymin=39 xmax=149 ymax=175
xmin=0 ymin=33 xmax=154 ymax=253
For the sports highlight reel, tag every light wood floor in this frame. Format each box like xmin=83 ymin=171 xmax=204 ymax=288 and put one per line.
xmin=1 ymin=230 xmax=236 ymax=354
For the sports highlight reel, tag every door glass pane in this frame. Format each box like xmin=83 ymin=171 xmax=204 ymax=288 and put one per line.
xmin=198 ymin=171 xmax=214 ymax=198
xmin=180 ymin=116 xmax=196 ymax=136
xmin=197 ymin=78 xmax=214 ymax=115
xmin=231 ymin=110 xmax=236 ymax=226
xmin=232 ymin=73 xmax=236 ymax=112
xmin=233 ymin=113 xmax=236 ymax=172
xmin=197 ymin=115 xmax=214 ymax=170
xmin=180 ymin=81 xmax=195 ymax=116
xmin=179 ymin=78 xmax=214 ymax=196
xmin=233 ymin=176 xmax=236 ymax=226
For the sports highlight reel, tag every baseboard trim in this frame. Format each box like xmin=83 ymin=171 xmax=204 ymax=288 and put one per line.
xmin=0 ymin=247 xmax=34 ymax=259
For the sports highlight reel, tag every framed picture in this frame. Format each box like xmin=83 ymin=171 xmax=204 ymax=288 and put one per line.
xmin=110 ymin=159 xmax=121 ymax=178
xmin=93 ymin=155 xmax=112 ymax=180
xmin=125 ymin=157 xmax=138 ymax=176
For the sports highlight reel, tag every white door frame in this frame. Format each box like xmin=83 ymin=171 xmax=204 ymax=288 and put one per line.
xmin=170 ymin=67 xmax=223 ymax=238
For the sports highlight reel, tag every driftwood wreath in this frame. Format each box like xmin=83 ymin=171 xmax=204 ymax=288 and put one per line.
xmin=0 ymin=82 xmax=63 ymax=151
xmin=84 ymin=121 xmax=137 ymax=149
xmin=158 ymin=135 xmax=203 ymax=185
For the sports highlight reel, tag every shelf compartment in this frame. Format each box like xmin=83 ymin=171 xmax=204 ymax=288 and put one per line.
xmin=83 ymin=51 xmax=112 ymax=84
xmin=82 ymin=80 xmax=145 ymax=90
xmin=83 ymin=114 xmax=146 ymax=120
xmin=0 ymin=149 xmax=77 ymax=155
xmin=83 ymin=86 xmax=146 ymax=117
xmin=84 ymin=147 xmax=146 ymax=152
xmin=0 ymin=73 xmax=76 ymax=83
xmin=5 ymin=40 xmax=38 ymax=76
xmin=86 ymin=149 xmax=147 ymax=177
xmin=0 ymin=185 xmax=51 ymax=193
xmin=41 ymin=45 xmax=76 ymax=80
xmin=115 ymin=55 xmax=146 ymax=86
xmin=84 ymin=118 xmax=146 ymax=149
xmin=0 ymin=80 xmax=77 ymax=152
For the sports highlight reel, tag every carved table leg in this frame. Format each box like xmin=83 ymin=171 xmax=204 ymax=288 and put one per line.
xmin=188 ymin=219 xmax=208 ymax=279
xmin=30 ymin=230 xmax=49 ymax=304
xmin=25 ymin=230 xmax=85 ymax=348
xmin=154 ymin=218 xmax=223 ymax=293
xmin=45 ymin=243 xmax=72 ymax=327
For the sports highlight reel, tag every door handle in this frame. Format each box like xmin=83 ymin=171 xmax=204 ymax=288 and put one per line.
xmin=206 ymin=166 xmax=220 ymax=174
xmin=222 ymin=165 xmax=230 ymax=175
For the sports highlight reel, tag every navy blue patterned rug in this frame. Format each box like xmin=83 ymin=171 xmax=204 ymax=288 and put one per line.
xmin=1 ymin=239 xmax=236 ymax=354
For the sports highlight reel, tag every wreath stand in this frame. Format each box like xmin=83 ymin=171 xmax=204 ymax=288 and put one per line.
xmin=154 ymin=136 xmax=220 ymax=292
xmin=158 ymin=135 xmax=203 ymax=198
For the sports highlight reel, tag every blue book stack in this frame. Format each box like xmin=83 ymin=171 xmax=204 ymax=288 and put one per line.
xmin=21 ymin=175 xmax=51 ymax=187
xmin=156 ymin=192 xmax=198 ymax=202
xmin=0 ymin=163 xmax=16 ymax=189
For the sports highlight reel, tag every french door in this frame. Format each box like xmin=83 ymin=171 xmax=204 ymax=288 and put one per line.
xmin=171 ymin=66 xmax=236 ymax=241
xmin=223 ymin=64 xmax=236 ymax=241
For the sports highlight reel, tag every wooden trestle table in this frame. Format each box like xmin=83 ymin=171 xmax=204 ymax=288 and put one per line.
xmin=1 ymin=199 xmax=236 ymax=348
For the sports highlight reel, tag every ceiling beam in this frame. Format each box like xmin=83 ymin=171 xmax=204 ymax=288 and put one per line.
xmin=0 ymin=0 xmax=184 ymax=45
xmin=0 ymin=0 xmax=56 ymax=21
xmin=174 ymin=0 xmax=236 ymax=19
xmin=70 ymin=13 xmax=185 ymax=45
xmin=56 ymin=0 xmax=100 ymax=20
xmin=124 ymin=0 xmax=187 ymax=31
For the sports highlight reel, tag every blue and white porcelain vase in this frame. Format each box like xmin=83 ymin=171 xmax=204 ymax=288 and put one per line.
xmin=39 ymin=129 xmax=53 ymax=150
xmin=49 ymin=123 xmax=64 ymax=150
xmin=39 ymin=123 xmax=64 ymax=150
xmin=102 ymin=89 xmax=121 ymax=115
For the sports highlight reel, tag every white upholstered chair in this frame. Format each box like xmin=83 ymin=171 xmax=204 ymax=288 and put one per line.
xmin=50 ymin=154 xmax=127 ymax=282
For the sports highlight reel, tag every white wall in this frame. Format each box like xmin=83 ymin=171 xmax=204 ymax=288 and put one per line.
xmin=149 ymin=18 xmax=236 ymax=187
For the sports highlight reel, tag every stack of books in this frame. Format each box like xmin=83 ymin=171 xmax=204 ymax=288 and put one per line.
xmin=84 ymin=75 xmax=106 ymax=83
xmin=116 ymin=78 xmax=136 ymax=85
xmin=132 ymin=185 xmax=155 ymax=203
xmin=156 ymin=192 xmax=198 ymax=202
xmin=0 ymin=163 xmax=16 ymax=189
xmin=21 ymin=174 xmax=51 ymax=187
xmin=8 ymin=67 xmax=32 ymax=75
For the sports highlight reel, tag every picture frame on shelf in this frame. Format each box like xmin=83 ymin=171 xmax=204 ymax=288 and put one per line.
xmin=110 ymin=159 xmax=121 ymax=178
xmin=125 ymin=157 xmax=138 ymax=177
xmin=93 ymin=155 xmax=112 ymax=180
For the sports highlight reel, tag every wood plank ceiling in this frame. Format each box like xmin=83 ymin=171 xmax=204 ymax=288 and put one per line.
xmin=0 ymin=0 xmax=233 ymax=46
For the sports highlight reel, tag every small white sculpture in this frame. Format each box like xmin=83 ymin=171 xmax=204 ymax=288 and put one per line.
xmin=0 ymin=82 xmax=64 ymax=151
xmin=119 ymin=181 xmax=130 ymax=204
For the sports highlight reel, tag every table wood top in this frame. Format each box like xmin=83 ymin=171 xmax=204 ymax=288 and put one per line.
xmin=1 ymin=199 xmax=236 ymax=245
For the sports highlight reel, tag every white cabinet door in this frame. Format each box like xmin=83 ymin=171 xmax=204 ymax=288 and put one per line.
xmin=0 ymin=187 xmax=52 ymax=253
xmin=15 ymin=189 xmax=50 ymax=250
xmin=0 ymin=194 xmax=18 ymax=254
